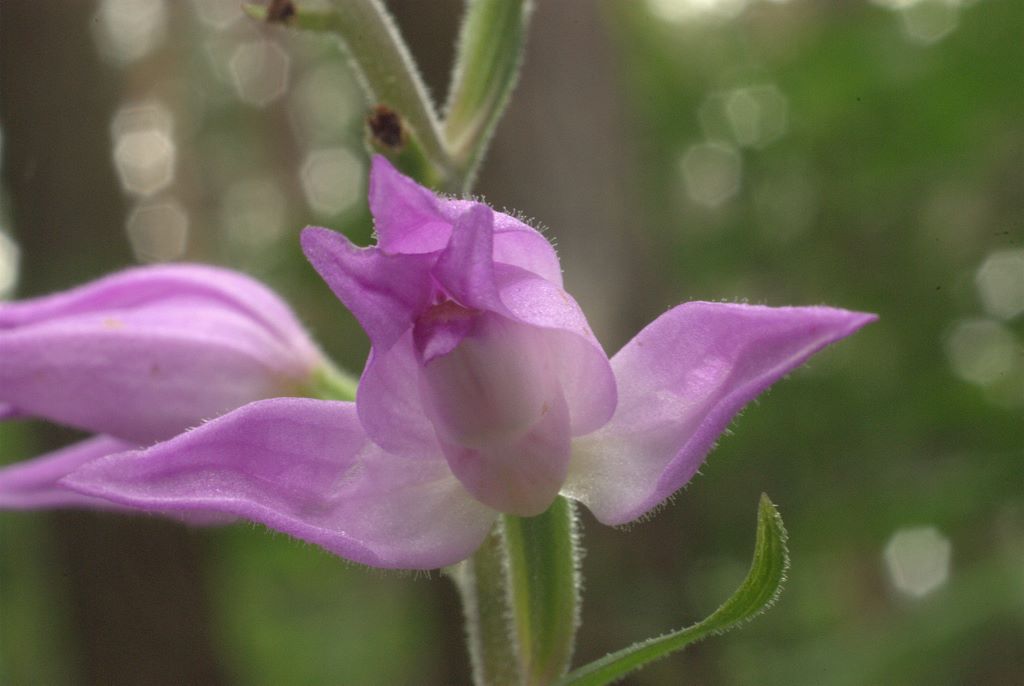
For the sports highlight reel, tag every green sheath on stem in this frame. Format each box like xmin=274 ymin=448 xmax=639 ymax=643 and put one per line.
xmin=502 ymin=496 xmax=580 ymax=686
xmin=444 ymin=0 xmax=532 ymax=191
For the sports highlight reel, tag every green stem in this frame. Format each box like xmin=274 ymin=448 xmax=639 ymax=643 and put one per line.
xmin=304 ymin=362 xmax=359 ymax=402
xmin=245 ymin=0 xmax=456 ymax=188
xmin=324 ymin=0 xmax=454 ymax=185
xmin=452 ymin=497 xmax=581 ymax=686
xmin=450 ymin=530 xmax=523 ymax=686
xmin=502 ymin=497 xmax=580 ymax=686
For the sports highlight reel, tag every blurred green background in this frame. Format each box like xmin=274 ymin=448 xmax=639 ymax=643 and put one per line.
xmin=1 ymin=0 xmax=1021 ymax=684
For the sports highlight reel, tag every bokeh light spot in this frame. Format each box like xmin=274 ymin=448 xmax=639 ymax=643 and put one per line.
xmin=976 ymin=249 xmax=1024 ymax=320
xmin=0 ymin=232 xmax=20 ymax=299
xmin=945 ymin=319 xmax=1018 ymax=386
xmin=884 ymin=526 xmax=952 ymax=598
xmin=646 ymin=0 xmax=749 ymax=22
xmin=111 ymin=103 xmax=176 ymax=197
xmin=190 ymin=0 xmax=243 ymax=30
xmin=289 ymin=64 xmax=360 ymax=145
xmin=93 ymin=0 xmax=168 ymax=65
xmin=221 ymin=178 xmax=288 ymax=249
xmin=230 ymin=41 xmax=291 ymax=108
xmin=900 ymin=0 xmax=961 ymax=44
xmin=301 ymin=148 xmax=363 ymax=217
xmin=126 ymin=200 xmax=189 ymax=263
xmin=680 ymin=142 xmax=742 ymax=208
xmin=725 ymin=85 xmax=788 ymax=148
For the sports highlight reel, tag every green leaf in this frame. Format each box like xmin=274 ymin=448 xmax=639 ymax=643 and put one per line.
xmin=442 ymin=0 xmax=532 ymax=191
xmin=555 ymin=494 xmax=790 ymax=686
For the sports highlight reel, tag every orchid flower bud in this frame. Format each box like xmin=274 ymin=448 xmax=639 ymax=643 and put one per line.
xmin=0 ymin=264 xmax=327 ymax=509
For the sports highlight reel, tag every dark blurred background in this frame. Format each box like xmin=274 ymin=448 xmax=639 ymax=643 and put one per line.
xmin=1 ymin=1 xmax=1021 ymax=684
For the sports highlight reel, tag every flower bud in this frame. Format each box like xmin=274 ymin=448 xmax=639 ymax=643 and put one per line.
xmin=0 ymin=264 xmax=324 ymax=443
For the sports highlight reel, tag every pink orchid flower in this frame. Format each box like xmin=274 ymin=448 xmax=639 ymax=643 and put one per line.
xmin=5 ymin=158 xmax=873 ymax=569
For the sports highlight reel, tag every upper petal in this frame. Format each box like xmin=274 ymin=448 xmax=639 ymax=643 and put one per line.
xmin=443 ymin=199 xmax=563 ymax=286
xmin=432 ymin=205 xmax=506 ymax=314
xmin=563 ymin=302 xmax=876 ymax=525
xmin=368 ymin=156 xmax=562 ymax=284
xmin=0 ymin=304 xmax=308 ymax=443
xmin=301 ymin=226 xmax=436 ymax=351
xmin=368 ymin=156 xmax=452 ymax=254
xmin=492 ymin=222 xmax=563 ymax=287
xmin=63 ymin=398 xmax=498 ymax=569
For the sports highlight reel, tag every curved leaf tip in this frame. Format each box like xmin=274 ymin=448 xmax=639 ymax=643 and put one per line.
xmin=555 ymin=494 xmax=790 ymax=686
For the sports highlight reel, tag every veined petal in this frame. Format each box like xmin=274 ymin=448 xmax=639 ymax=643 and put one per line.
xmin=62 ymin=398 xmax=497 ymax=569
xmin=497 ymin=264 xmax=616 ymax=436
xmin=0 ymin=404 xmax=18 ymax=420
xmin=369 ymin=156 xmax=451 ymax=254
xmin=564 ymin=303 xmax=876 ymax=525
xmin=0 ymin=436 xmax=134 ymax=510
xmin=301 ymin=227 xmax=436 ymax=351
xmin=0 ymin=305 xmax=307 ymax=443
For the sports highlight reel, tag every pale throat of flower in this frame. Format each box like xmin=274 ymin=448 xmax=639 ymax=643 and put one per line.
xmin=413 ymin=300 xmax=562 ymax=450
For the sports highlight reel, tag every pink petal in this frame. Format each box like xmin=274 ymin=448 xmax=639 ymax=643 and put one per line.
xmin=492 ymin=223 xmax=563 ymax=287
xmin=496 ymin=265 xmax=617 ymax=436
xmin=63 ymin=398 xmax=497 ymax=569
xmin=432 ymin=205 xmax=506 ymax=314
xmin=446 ymin=199 xmax=563 ymax=286
xmin=368 ymin=156 xmax=452 ymax=254
xmin=0 ymin=436 xmax=135 ymax=510
xmin=301 ymin=227 xmax=436 ymax=351
xmin=0 ymin=304 xmax=312 ymax=443
xmin=369 ymin=156 xmax=562 ymax=283
xmin=563 ymin=303 xmax=876 ymax=525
